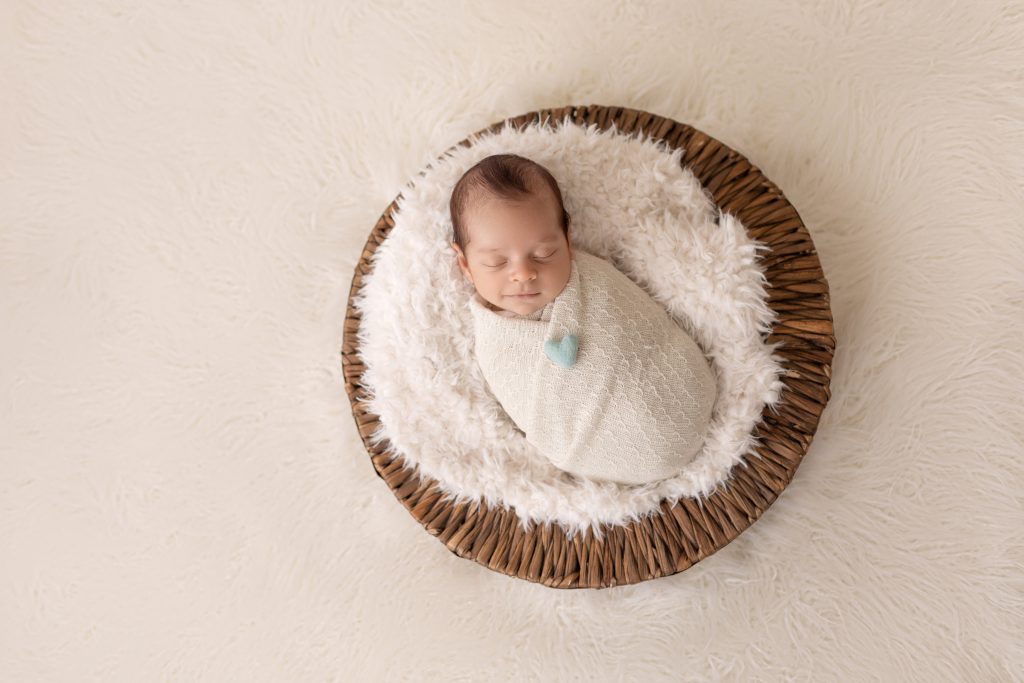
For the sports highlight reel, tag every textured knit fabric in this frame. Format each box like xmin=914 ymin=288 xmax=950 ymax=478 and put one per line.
xmin=469 ymin=249 xmax=718 ymax=485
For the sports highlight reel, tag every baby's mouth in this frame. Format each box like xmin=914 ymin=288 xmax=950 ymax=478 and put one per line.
xmin=508 ymin=292 xmax=539 ymax=298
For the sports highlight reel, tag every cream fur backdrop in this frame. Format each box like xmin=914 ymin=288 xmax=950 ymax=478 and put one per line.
xmin=2 ymin=1 xmax=1021 ymax=681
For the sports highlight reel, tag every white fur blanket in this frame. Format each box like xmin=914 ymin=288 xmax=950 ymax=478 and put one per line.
xmin=355 ymin=121 xmax=785 ymax=535
xmin=470 ymin=249 xmax=717 ymax=486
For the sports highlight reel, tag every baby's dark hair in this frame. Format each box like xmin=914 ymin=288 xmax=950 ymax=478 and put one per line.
xmin=449 ymin=153 xmax=570 ymax=251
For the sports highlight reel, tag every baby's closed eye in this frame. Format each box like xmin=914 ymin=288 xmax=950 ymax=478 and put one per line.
xmin=485 ymin=253 xmax=555 ymax=268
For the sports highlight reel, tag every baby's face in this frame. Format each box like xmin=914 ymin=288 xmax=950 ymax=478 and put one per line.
xmin=452 ymin=186 xmax=573 ymax=317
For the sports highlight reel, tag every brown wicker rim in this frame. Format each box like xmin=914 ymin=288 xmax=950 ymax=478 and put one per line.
xmin=342 ymin=104 xmax=835 ymax=589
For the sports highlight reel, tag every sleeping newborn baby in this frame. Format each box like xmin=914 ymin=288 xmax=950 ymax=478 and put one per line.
xmin=450 ymin=153 xmax=717 ymax=486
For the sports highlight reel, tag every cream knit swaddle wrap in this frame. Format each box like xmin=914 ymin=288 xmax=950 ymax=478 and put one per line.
xmin=469 ymin=249 xmax=717 ymax=486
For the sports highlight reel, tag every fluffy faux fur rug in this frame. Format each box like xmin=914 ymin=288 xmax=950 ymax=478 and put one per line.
xmin=3 ymin=1 xmax=1021 ymax=680
xmin=354 ymin=121 xmax=785 ymax=536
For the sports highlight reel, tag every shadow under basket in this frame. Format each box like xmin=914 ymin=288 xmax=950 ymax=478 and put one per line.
xmin=342 ymin=104 xmax=835 ymax=589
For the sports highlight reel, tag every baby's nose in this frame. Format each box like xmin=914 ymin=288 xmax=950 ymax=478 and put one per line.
xmin=511 ymin=263 xmax=537 ymax=280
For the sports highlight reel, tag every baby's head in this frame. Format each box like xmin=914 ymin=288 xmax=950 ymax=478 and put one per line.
xmin=450 ymin=154 xmax=573 ymax=316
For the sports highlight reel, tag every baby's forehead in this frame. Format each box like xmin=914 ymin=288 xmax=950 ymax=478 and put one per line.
xmin=465 ymin=185 xmax=554 ymax=219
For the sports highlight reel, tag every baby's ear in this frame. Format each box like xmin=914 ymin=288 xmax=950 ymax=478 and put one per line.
xmin=451 ymin=243 xmax=473 ymax=283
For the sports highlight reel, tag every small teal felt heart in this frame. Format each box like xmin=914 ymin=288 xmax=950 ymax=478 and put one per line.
xmin=544 ymin=334 xmax=578 ymax=368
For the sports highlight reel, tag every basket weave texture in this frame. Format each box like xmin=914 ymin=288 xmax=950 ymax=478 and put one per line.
xmin=342 ymin=105 xmax=835 ymax=589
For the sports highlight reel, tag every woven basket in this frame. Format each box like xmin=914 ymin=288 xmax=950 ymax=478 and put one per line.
xmin=342 ymin=105 xmax=834 ymax=589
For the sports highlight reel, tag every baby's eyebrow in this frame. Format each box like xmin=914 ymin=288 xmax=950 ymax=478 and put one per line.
xmin=480 ymin=237 xmax=559 ymax=253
